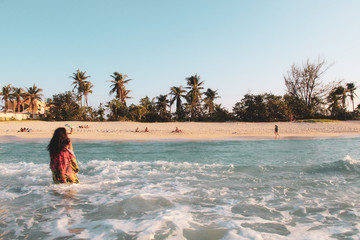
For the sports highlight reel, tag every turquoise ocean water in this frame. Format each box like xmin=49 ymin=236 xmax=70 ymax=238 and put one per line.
xmin=0 ymin=138 xmax=359 ymax=239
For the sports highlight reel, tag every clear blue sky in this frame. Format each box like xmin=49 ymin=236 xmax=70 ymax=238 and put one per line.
xmin=1 ymin=0 xmax=359 ymax=110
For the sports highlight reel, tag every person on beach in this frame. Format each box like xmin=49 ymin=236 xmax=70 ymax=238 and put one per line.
xmin=47 ymin=127 xmax=79 ymax=184
xmin=171 ymin=127 xmax=182 ymax=133
xmin=135 ymin=127 xmax=140 ymax=132
xmin=144 ymin=127 xmax=149 ymax=132
xmin=274 ymin=125 xmax=280 ymax=139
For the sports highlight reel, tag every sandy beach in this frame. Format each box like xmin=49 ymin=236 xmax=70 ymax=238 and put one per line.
xmin=1 ymin=120 xmax=360 ymax=142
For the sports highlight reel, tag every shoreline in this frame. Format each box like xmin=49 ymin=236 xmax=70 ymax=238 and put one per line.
xmin=1 ymin=135 xmax=360 ymax=144
xmin=1 ymin=120 xmax=360 ymax=142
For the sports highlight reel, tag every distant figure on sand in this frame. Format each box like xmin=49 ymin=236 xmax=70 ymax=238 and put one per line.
xmin=135 ymin=127 xmax=140 ymax=132
xmin=18 ymin=128 xmax=31 ymax=132
xmin=274 ymin=125 xmax=280 ymax=139
xmin=47 ymin=127 xmax=79 ymax=184
xmin=144 ymin=127 xmax=149 ymax=132
xmin=171 ymin=127 xmax=182 ymax=133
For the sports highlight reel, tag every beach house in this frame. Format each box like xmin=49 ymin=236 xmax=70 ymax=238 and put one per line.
xmin=0 ymin=99 xmax=47 ymax=120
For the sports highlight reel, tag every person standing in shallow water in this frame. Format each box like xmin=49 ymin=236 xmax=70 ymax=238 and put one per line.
xmin=274 ymin=125 xmax=280 ymax=139
xmin=47 ymin=127 xmax=79 ymax=184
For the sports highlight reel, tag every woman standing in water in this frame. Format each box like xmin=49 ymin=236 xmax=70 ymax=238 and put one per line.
xmin=47 ymin=127 xmax=79 ymax=184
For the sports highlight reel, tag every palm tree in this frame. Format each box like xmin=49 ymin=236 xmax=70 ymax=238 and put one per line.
xmin=327 ymin=85 xmax=349 ymax=119
xmin=140 ymin=96 xmax=152 ymax=109
xmin=83 ymin=81 xmax=94 ymax=107
xmin=335 ymin=86 xmax=347 ymax=109
xmin=11 ymin=87 xmax=24 ymax=113
xmin=185 ymin=74 xmax=205 ymax=119
xmin=24 ymin=84 xmax=44 ymax=114
xmin=346 ymin=82 xmax=357 ymax=112
xmin=70 ymin=69 xmax=90 ymax=107
xmin=137 ymin=96 xmax=154 ymax=121
xmin=203 ymin=88 xmax=220 ymax=116
xmin=328 ymin=89 xmax=342 ymax=119
xmin=109 ymin=72 xmax=132 ymax=105
xmin=156 ymin=94 xmax=170 ymax=121
xmin=169 ymin=86 xmax=186 ymax=120
xmin=122 ymin=89 xmax=132 ymax=104
xmin=0 ymin=84 xmax=12 ymax=113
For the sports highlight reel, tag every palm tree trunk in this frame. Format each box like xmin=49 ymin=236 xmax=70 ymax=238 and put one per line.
xmin=4 ymin=100 xmax=8 ymax=113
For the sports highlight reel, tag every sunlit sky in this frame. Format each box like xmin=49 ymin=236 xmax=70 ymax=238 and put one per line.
xmin=1 ymin=0 xmax=359 ymax=110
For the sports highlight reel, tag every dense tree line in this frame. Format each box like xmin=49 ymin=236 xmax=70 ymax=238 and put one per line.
xmin=1 ymin=59 xmax=359 ymax=121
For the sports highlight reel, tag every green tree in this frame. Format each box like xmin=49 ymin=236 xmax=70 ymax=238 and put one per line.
xmin=212 ymin=104 xmax=232 ymax=122
xmin=128 ymin=104 xmax=144 ymax=121
xmin=70 ymin=69 xmax=90 ymax=107
xmin=233 ymin=93 xmax=288 ymax=122
xmin=156 ymin=94 xmax=170 ymax=121
xmin=106 ymin=99 xmax=128 ymax=120
xmin=336 ymin=86 xmax=347 ymax=109
xmin=327 ymin=86 xmax=346 ymax=119
xmin=128 ymin=99 xmax=156 ymax=122
xmin=81 ymin=106 xmax=99 ymax=121
xmin=264 ymin=94 xmax=289 ymax=121
xmin=140 ymin=96 xmax=152 ymax=112
xmin=109 ymin=72 xmax=132 ymax=105
xmin=46 ymin=92 xmax=82 ymax=120
xmin=0 ymin=84 xmax=12 ymax=113
xmin=141 ymin=96 xmax=159 ymax=122
xmin=96 ymin=103 xmax=106 ymax=121
xmin=346 ymin=82 xmax=357 ymax=112
xmin=169 ymin=86 xmax=186 ymax=120
xmin=233 ymin=94 xmax=267 ymax=121
xmin=283 ymin=94 xmax=310 ymax=119
xmin=24 ymin=84 xmax=43 ymax=114
xmin=185 ymin=74 xmax=205 ymax=120
xmin=203 ymin=88 xmax=219 ymax=117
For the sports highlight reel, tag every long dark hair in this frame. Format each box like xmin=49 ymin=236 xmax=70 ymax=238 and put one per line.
xmin=47 ymin=127 xmax=70 ymax=157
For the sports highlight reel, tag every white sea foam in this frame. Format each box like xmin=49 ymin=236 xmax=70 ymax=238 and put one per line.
xmin=343 ymin=154 xmax=360 ymax=165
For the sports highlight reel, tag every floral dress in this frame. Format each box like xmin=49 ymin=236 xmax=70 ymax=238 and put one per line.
xmin=50 ymin=147 xmax=79 ymax=184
